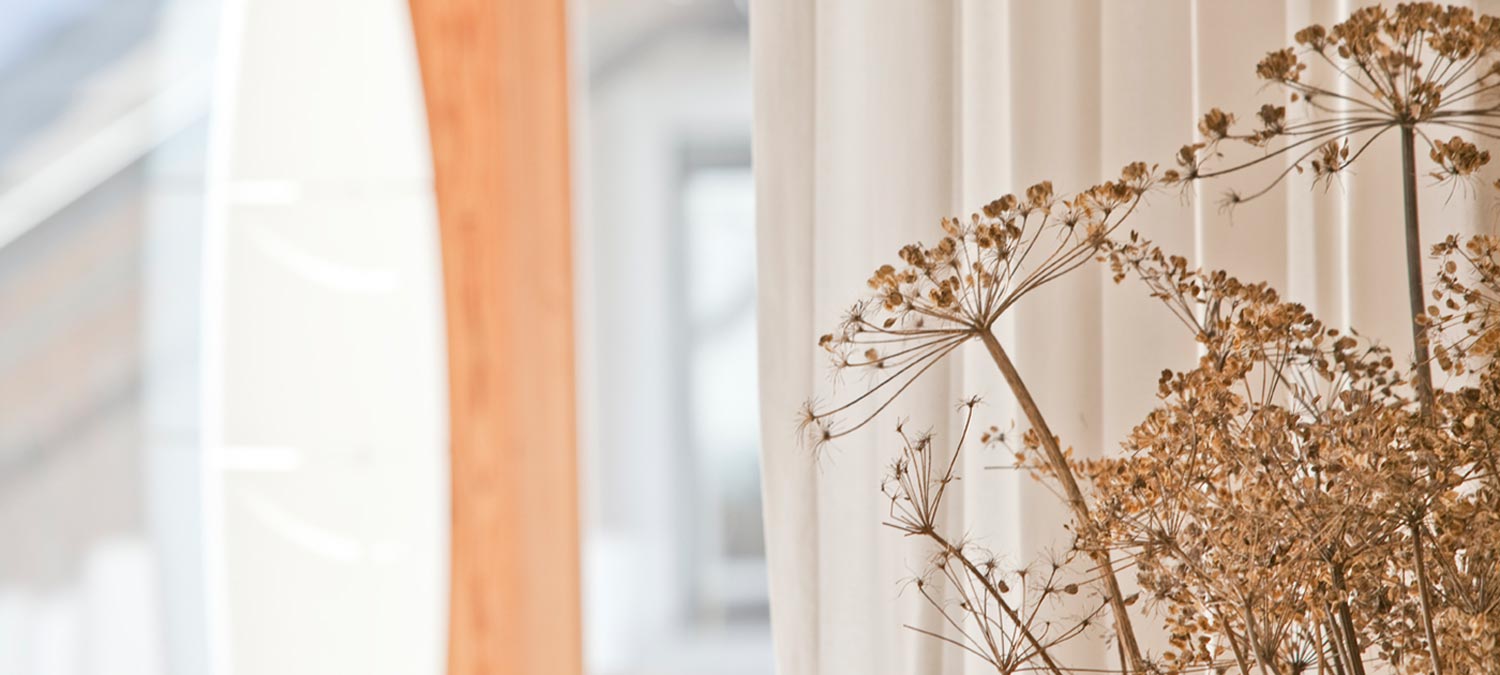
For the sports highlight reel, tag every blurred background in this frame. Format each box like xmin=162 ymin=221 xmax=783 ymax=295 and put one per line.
xmin=576 ymin=1 xmax=765 ymax=674
xmin=0 ymin=0 xmax=764 ymax=674
xmin=0 ymin=0 xmax=213 ymax=673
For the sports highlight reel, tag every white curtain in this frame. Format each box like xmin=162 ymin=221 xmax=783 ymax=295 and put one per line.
xmin=753 ymin=1 xmax=1494 ymax=674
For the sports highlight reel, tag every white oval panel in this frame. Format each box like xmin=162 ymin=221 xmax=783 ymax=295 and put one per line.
xmin=201 ymin=1 xmax=447 ymax=674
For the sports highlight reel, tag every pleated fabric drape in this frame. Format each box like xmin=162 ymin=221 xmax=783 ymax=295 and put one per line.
xmin=752 ymin=2 xmax=1496 ymax=674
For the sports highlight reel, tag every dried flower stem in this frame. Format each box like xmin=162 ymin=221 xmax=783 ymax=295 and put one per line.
xmin=978 ymin=330 xmax=1146 ymax=674
xmin=924 ymin=529 xmax=1069 ymax=675
xmin=1226 ymin=623 xmax=1255 ymax=675
xmin=1239 ymin=601 xmax=1276 ymax=675
xmin=1402 ymin=124 xmax=1437 ymax=411
xmin=1328 ymin=561 xmax=1368 ymax=675
xmin=1401 ymin=125 xmax=1446 ymax=675
xmin=1410 ymin=519 xmax=1445 ymax=675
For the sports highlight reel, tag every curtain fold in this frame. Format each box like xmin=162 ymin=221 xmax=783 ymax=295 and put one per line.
xmin=753 ymin=2 xmax=1494 ymax=674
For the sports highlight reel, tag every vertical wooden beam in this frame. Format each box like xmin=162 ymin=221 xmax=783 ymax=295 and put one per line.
xmin=406 ymin=1 xmax=581 ymax=674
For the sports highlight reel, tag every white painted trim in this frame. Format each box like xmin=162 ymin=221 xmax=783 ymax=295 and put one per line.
xmin=198 ymin=0 xmax=249 ymax=672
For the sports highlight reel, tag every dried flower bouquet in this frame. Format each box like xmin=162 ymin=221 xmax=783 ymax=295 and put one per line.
xmin=803 ymin=4 xmax=1500 ymax=674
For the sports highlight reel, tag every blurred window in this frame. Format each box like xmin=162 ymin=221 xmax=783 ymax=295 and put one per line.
xmin=0 ymin=1 xmax=215 ymax=674
xmin=678 ymin=155 xmax=764 ymax=625
xmin=577 ymin=1 xmax=768 ymax=673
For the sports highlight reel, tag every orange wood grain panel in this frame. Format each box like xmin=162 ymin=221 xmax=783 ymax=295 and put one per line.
xmin=406 ymin=1 xmax=581 ymax=673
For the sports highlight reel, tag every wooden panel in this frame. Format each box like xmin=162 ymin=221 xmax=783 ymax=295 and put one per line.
xmin=406 ymin=1 xmax=581 ymax=674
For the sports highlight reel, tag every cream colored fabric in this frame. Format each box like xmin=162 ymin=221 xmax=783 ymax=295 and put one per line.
xmin=752 ymin=1 xmax=1493 ymax=673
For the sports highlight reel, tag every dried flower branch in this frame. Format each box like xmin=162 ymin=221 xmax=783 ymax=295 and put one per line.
xmin=1177 ymin=4 xmax=1500 ymax=193
xmin=884 ymin=401 xmax=1107 ymax=675
xmin=801 ymin=5 xmax=1500 ymax=675
xmin=1100 ymin=235 xmax=1413 ymax=675
xmin=1167 ymin=12 xmax=1500 ymax=672
xmin=1091 ymin=230 xmax=1500 ymax=675
xmin=1174 ymin=2 xmax=1500 ymax=417
xmin=804 ymin=163 xmax=1164 ymax=446
xmin=805 ymin=162 xmax=1168 ymax=672
xmin=1431 ymin=234 xmax=1500 ymax=371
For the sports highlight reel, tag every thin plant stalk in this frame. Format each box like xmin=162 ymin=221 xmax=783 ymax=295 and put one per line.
xmin=926 ymin=530 xmax=1069 ymax=675
xmin=978 ymin=330 xmax=1146 ymax=674
xmin=1410 ymin=518 xmax=1445 ymax=675
xmin=1400 ymin=124 xmax=1446 ymax=675
xmin=1402 ymin=124 xmax=1437 ymax=410
xmin=1329 ymin=561 xmax=1369 ymax=675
